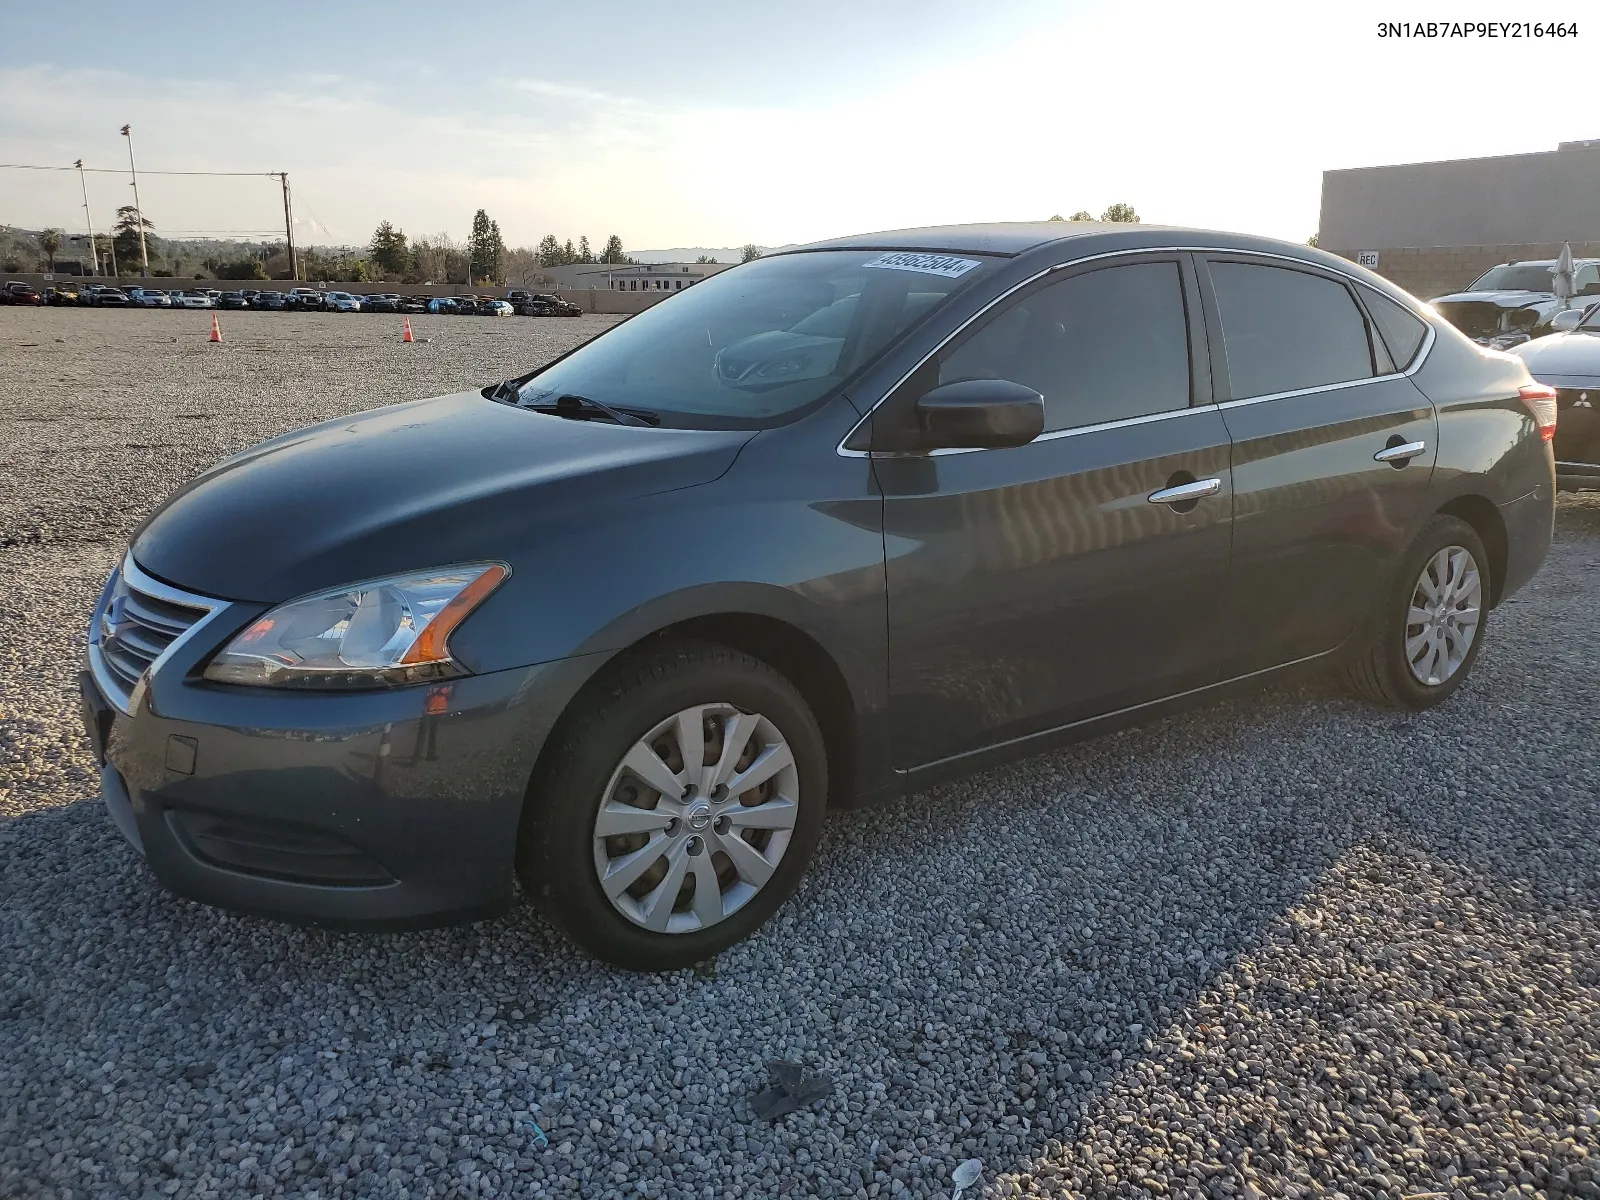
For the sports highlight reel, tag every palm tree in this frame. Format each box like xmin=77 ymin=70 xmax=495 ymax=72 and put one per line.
xmin=39 ymin=228 xmax=63 ymax=271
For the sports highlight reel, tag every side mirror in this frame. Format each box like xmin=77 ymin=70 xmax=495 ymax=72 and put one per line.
xmin=914 ymin=379 xmax=1045 ymax=450
xmin=1551 ymin=308 xmax=1585 ymax=333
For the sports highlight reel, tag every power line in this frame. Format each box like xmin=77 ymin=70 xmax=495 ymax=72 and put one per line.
xmin=1 ymin=163 xmax=280 ymax=178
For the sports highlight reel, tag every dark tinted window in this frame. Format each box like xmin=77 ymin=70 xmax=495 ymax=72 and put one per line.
xmin=938 ymin=261 xmax=1191 ymax=432
xmin=1359 ymin=286 xmax=1428 ymax=369
xmin=1210 ymin=262 xmax=1374 ymax=399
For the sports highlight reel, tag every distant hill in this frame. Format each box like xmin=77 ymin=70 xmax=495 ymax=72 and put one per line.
xmin=631 ymin=246 xmax=796 ymax=264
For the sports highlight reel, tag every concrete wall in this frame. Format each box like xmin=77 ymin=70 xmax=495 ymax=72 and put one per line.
xmin=1319 ymin=145 xmax=1600 ymax=256
xmin=1337 ymin=241 xmax=1600 ymax=302
xmin=0 ymin=274 xmax=669 ymax=314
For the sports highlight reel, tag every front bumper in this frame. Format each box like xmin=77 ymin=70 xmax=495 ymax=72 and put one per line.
xmin=81 ymin=566 xmax=609 ymax=929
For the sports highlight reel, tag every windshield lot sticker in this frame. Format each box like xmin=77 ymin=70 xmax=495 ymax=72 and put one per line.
xmin=862 ymin=252 xmax=981 ymax=278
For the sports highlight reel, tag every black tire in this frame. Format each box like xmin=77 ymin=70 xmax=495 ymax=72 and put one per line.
xmin=517 ymin=639 xmax=828 ymax=971
xmin=1342 ymin=514 xmax=1490 ymax=710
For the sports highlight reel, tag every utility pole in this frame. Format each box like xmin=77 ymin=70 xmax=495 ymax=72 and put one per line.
xmin=279 ymin=172 xmax=299 ymax=281
xmin=119 ymin=124 xmax=149 ymax=276
xmin=74 ymin=159 xmax=99 ymax=277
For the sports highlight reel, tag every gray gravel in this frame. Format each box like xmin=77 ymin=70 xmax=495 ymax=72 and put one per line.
xmin=3 ymin=306 xmax=1599 ymax=1199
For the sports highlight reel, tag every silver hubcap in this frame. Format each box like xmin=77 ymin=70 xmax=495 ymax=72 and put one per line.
xmin=592 ymin=703 xmax=800 ymax=934
xmin=1405 ymin=545 xmax=1482 ymax=687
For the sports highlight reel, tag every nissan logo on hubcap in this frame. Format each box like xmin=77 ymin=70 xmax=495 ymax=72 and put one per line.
xmin=686 ymin=804 xmax=713 ymax=832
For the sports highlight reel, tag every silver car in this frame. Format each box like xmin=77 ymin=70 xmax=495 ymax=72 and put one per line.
xmin=1512 ymin=302 xmax=1600 ymax=491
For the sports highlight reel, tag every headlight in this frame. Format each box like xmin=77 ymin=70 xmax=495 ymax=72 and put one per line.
xmin=203 ymin=563 xmax=508 ymax=689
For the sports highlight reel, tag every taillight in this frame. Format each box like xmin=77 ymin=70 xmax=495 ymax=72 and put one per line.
xmin=1518 ymin=383 xmax=1558 ymax=441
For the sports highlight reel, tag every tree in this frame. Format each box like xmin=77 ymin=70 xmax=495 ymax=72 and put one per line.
xmin=695 ymin=254 xmax=719 ymax=264
xmin=577 ymin=235 xmax=593 ymax=264
xmin=740 ymin=244 xmax=762 ymax=263
xmin=216 ymin=259 xmax=269 ymax=280
xmin=1306 ymin=233 xmax=1319 ymax=248
xmin=413 ymin=232 xmax=463 ymax=283
xmin=600 ymin=234 xmax=627 ymax=265
xmin=370 ymin=221 xmax=411 ymax=276
xmin=1069 ymin=210 xmax=1095 ymax=221
xmin=1099 ymin=202 xmax=1139 ymax=223
xmin=39 ymin=228 xmax=63 ymax=271
xmin=503 ymin=247 xmax=553 ymax=289
xmin=536 ymin=234 xmax=562 ymax=268
xmin=468 ymin=209 xmax=505 ymax=284
xmin=112 ymin=206 xmax=157 ymax=274
xmin=1047 ymin=214 xmax=1064 ymax=222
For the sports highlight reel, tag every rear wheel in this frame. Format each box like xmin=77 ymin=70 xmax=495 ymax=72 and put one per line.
xmin=1343 ymin=514 xmax=1489 ymax=709
xmin=517 ymin=640 xmax=827 ymax=971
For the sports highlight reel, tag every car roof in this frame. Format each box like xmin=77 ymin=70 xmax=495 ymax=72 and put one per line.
xmin=1500 ymin=258 xmax=1600 ymax=267
xmin=778 ymin=221 xmax=1336 ymax=261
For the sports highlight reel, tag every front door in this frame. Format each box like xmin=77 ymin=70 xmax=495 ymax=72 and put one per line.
xmin=875 ymin=255 xmax=1235 ymax=772
xmin=1196 ymin=256 xmax=1439 ymax=675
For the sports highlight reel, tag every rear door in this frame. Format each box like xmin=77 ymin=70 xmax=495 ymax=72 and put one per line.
xmin=1196 ymin=255 xmax=1438 ymax=675
xmin=876 ymin=254 xmax=1235 ymax=770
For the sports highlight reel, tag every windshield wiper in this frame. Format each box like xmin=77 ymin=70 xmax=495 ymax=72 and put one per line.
xmin=524 ymin=393 xmax=659 ymax=427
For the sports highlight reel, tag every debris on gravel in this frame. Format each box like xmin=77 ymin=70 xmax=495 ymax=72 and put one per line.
xmin=2 ymin=309 xmax=1598 ymax=1199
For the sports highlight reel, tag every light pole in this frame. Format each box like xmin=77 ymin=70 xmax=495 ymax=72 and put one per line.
xmin=74 ymin=159 xmax=99 ymax=277
xmin=119 ymin=124 xmax=149 ymax=276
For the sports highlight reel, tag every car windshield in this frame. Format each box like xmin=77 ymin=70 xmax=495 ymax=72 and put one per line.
xmin=1578 ymin=303 xmax=1600 ymax=331
xmin=1466 ymin=264 xmax=1557 ymax=293
xmin=513 ymin=249 xmax=993 ymax=428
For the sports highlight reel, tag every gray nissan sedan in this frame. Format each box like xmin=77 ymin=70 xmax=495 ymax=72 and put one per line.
xmin=83 ymin=223 xmax=1555 ymax=970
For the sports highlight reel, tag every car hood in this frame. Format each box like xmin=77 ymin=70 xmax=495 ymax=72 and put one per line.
xmin=1509 ymin=330 xmax=1600 ymax=378
xmin=1431 ymin=289 xmax=1558 ymax=310
xmin=132 ymin=390 xmax=753 ymax=603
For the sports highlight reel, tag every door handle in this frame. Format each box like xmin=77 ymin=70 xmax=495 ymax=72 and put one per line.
xmin=1374 ymin=439 xmax=1427 ymax=464
xmin=1147 ymin=477 xmax=1222 ymax=505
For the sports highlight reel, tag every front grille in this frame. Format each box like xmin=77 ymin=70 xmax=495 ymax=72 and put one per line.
xmin=91 ymin=557 xmax=217 ymax=711
xmin=1433 ymin=301 xmax=1504 ymax=340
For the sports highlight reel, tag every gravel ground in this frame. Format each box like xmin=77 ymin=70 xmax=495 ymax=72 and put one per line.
xmin=2 ymin=306 xmax=1598 ymax=1200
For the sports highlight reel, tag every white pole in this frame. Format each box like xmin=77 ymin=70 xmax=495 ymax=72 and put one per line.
xmin=75 ymin=159 xmax=100 ymax=276
xmin=120 ymin=124 xmax=149 ymax=275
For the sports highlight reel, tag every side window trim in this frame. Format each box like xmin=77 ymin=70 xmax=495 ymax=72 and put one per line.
xmin=870 ymin=253 xmax=1199 ymax=452
xmin=1196 ymin=253 xmax=1395 ymax=406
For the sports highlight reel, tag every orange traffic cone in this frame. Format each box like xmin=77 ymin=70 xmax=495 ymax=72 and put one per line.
xmin=209 ymin=313 xmax=222 ymax=343
xmin=402 ymin=317 xmax=415 ymax=343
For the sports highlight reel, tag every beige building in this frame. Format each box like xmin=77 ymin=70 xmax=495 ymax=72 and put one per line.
xmin=1317 ymin=141 xmax=1600 ymax=299
xmin=538 ymin=261 xmax=736 ymax=292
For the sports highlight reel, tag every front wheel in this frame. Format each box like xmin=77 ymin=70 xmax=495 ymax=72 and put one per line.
xmin=1343 ymin=514 xmax=1490 ymax=710
xmin=517 ymin=640 xmax=828 ymax=971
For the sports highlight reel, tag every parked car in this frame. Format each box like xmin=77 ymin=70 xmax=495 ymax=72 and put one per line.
xmin=45 ymin=283 xmax=82 ymax=305
xmin=482 ymin=299 xmax=515 ymax=318
xmin=1430 ymin=258 xmax=1600 ymax=349
xmin=172 ymin=291 xmax=214 ymax=309
xmin=217 ymin=292 xmax=252 ymax=310
xmin=251 ymin=290 xmax=288 ymax=311
xmin=289 ymin=288 xmax=326 ymax=311
xmin=400 ymin=294 xmax=431 ymax=314
xmin=324 ymin=291 xmax=362 ymax=313
xmin=2 ymin=281 xmax=44 ymax=305
xmin=516 ymin=292 xmax=582 ymax=317
xmin=127 ymin=288 xmax=173 ymax=308
xmin=81 ymin=286 xmax=129 ymax=307
xmin=426 ymin=296 xmax=459 ymax=314
xmin=80 ymin=223 xmax=1555 ymax=971
xmin=1511 ymin=300 xmax=1600 ymax=492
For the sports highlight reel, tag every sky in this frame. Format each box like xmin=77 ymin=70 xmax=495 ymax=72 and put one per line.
xmin=1 ymin=0 xmax=1593 ymax=253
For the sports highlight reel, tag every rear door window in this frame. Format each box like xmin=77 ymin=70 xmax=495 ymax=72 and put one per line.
xmin=937 ymin=260 xmax=1192 ymax=432
xmin=1208 ymin=262 xmax=1375 ymax=400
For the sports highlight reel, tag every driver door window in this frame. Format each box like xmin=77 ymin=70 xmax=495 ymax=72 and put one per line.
xmin=936 ymin=261 xmax=1193 ymax=432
